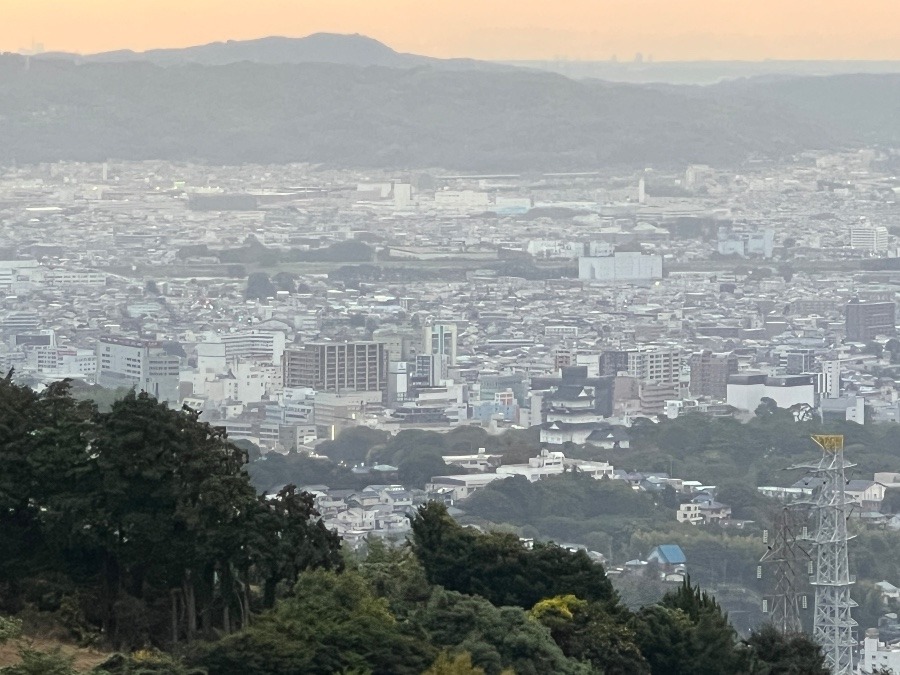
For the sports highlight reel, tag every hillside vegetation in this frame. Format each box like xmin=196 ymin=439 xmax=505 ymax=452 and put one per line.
xmin=0 ymin=377 xmax=831 ymax=673
xmin=2 ymin=56 xmax=897 ymax=170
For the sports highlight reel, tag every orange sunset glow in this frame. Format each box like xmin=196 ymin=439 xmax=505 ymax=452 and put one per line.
xmin=3 ymin=0 xmax=900 ymax=61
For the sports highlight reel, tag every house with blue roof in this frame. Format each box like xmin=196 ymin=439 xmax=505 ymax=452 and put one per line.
xmin=647 ymin=544 xmax=687 ymax=573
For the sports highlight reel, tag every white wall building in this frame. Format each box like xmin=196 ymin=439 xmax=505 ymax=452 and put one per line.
xmin=578 ymin=252 xmax=663 ymax=282
xmin=726 ymin=374 xmax=816 ymax=412
xmin=861 ymin=629 xmax=900 ymax=674
xmin=851 ymin=225 xmax=889 ymax=254
xmin=221 ymin=329 xmax=286 ymax=366
xmin=96 ymin=336 xmax=179 ymax=404
xmin=423 ymin=322 xmax=458 ymax=366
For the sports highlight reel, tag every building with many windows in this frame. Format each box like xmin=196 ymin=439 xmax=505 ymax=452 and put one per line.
xmin=689 ymin=350 xmax=738 ymax=400
xmin=95 ymin=336 xmax=180 ymax=404
xmin=850 ymin=225 xmax=889 ymax=254
xmin=846 ymin=299 xmax=895 ymax=341
xmin=423 ymin=322 xmax=458 ymax=366
xmin=220 ymin=329 xmax=286 ymax=365
xmin=283 ymin=341 xmax=387 ymax=393
xmin=626 ymin=347 xmax=682 ymax=385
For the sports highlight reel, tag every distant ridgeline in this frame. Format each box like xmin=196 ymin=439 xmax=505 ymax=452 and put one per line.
xmin=0 ymin=50 xmax=897 ymax=170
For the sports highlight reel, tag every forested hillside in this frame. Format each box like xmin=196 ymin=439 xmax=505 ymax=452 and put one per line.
xmin=0 ymin=377 xmax=831 ymax=673
xmin=1 ymin=54 xmax=898 ymax=170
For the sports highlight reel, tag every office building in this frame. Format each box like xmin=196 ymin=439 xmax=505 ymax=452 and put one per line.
xmin=850 ymin=225 xmax=889 ymax=254
xmin=96 ymin=336 xmax=180 ymax=404
xmin=716 ymin=227 xmax=775 ymax=258
xmin=283 ymin=341 xmax=387 ymax=392
xmin=578 ymin=252 xmax=663 ymax=282
xmin=846 ymin=300 xmax=895 ymax=341
xmin=726 ymin=374 xmax=816 ymax=412
xmin=822 ymin=360 xmax=841 ymax=399
xmin=626 ymin=347 xmax=682 ymax=385
xmin=689 ymin=351 xmax=738 ymax=400
xmin=423 ymin=322 xmax=457 ymax=366
xmin=861 ymin=629 xmax=900 ymax=674
xmin=220 ymin=329 xmax=286 ymax=365
xmin=779 ymin=349 xmax=815 ymax=375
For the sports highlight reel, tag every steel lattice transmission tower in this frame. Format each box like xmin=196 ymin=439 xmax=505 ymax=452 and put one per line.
xmin=760 ymin=505 xmax=810 ymax=633
xmin=795 ymin=434 xmax=857 ymax=675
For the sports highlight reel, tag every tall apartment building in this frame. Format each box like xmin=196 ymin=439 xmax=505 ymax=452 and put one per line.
xmin=778 ymin=349 xmax=816 ymax=375
xmin=600 ymin=350 xmax=630 ymax=377
xmin=850 ymin=225 xmax=889 ymax=254
xmin=845 ymin=300 xmax=896 ymax=341
xmin=96 ymin=336 xmax=180 ymax=404
xmin=283 ymin=341 xmax=386 ymax=393
xmin=689 ymin=350 xmax=738 ymax=400
xmin=372 ymin=327 xmax=419 ymax=363
xmin=423 ymin=322 xmax=457 ymax=366
xmin=1 ymin=312 xmax=40 ymax=335
xmin=625 ymin=347 xmax=682 ymax=385
xmin=220 ymin=329 xmax=286 ymax=365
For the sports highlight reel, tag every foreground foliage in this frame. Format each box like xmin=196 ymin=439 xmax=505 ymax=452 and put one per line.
xmin=0 ymin=378 xmax=833 ymax=673
xmin=0 ymin=378 xmax=341 ymax=651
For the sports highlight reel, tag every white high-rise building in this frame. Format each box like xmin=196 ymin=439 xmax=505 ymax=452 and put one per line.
xmin=220 ymin=330 xmax=286 ymax=366
xmin=196 ymin=342 xmax=227 ymax=374
xmin=850 ymin=225 xmax=889 ymax=254
xmin=424 ymin=322 xmax=458 ymax=366
xmin=626 ymin=347 xmax=682 ymax=385
xmin=822 ymin=360 xmax=841 ymax=399
xmin=96 ymin=336 xmax=180 ymax=404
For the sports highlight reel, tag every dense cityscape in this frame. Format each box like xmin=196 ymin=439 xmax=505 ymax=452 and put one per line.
xmin=2 ymin=8 xmax=900 ymax=673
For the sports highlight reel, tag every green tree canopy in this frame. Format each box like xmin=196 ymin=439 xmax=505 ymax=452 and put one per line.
xmin=196 ymin=569 xmax=433 ymax=675
xmin=410 ymin=502 xmax=617 ymax=610
xmin=743 ymin=623 xmax=828 ymax=675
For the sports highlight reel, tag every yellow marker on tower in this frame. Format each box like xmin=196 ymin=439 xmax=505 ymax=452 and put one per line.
xmin=811 ymin=435 xmax=844 ymax=453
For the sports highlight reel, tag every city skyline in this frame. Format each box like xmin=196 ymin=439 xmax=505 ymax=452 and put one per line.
xmin=4 ymin=0 xmax=900 ymax=61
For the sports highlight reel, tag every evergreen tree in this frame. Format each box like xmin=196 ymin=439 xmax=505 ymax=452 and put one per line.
xmin=196 ymin=569 xmax=433 ymax=675
xmin=632 ymin=576 xmax=750 ymax=675
xmin=531 ymin=595 xmax=649 ymax=674
xmin=743 ymin=624 xmax=828 ymax=675
xmin=410 ymin=502 xmax=617 ymax=609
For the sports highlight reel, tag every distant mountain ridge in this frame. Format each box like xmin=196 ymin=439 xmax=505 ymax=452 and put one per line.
xmin=0 ymin=53 xmax=897 ymax=171
xmin=34 ymin=33 xmax=500 ymax=71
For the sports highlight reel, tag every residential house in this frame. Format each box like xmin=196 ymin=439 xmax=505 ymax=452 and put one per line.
xmin=845 ymin=480 xmax=887 ymax=512
xmin=677 ymin=502 xmax=704 ymax=524
xmin=647 ymin=544 xmax=687 ymax=574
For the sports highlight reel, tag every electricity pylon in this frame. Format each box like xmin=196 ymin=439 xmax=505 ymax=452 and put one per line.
xmin=760 ymin=505 xmax=810 ymax=633
xmin=793 ymin=434 xmax=857 ymax=675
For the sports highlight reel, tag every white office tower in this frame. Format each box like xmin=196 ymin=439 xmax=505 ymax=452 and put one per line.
xmin=388 ymin=361 xmax=409 ymax=403
xmin=822 ymin=360 xmax=841 ymax=399
xmin=220 ymin=329 xmax=286 ymax=366
xmin=423 ymin=322 xmax=457 ymax=366
xmin=850 ymin=225 xmax=888 ymax=254
xmin=393 ymin=183 xmax=413 ymax=208
xmin=196 ymin=342 xmax=227 ymax=374
xmin=96 ymin=336 xmax=180 ymax=405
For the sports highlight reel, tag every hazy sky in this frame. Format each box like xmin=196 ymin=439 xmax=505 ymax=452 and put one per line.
xmin=4 ymin=0 xmax=900 ymax=61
